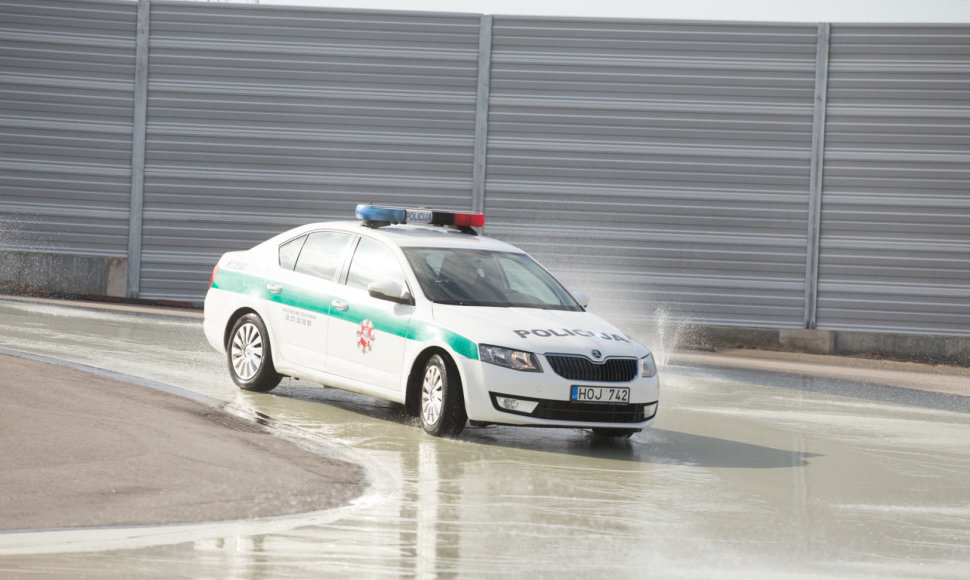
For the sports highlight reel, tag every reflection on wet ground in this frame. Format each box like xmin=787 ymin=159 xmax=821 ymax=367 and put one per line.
xmin=272 ymin=383 xmax=819 ymax=469
xmin=674 ymin=363 xmax=970 ymax=414
xmin=1 ymin=298 xmax=970 ymax=578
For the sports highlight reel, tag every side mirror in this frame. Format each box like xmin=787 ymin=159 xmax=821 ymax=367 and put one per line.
xmin=368 ymin=279 xmax=412 ymax=305
xmin=572 ymin=290 xmax=590 ymax=308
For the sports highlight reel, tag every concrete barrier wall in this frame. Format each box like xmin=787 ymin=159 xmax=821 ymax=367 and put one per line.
xmin=1 ymin=0 xmax=968 ymax=340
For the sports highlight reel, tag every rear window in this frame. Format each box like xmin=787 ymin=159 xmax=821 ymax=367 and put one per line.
xmin=278 ymin=235 xmax=306 ymax=270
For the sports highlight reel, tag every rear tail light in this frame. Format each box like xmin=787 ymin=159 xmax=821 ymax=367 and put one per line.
xmin=209 ymin=265 xmax=220 ymax=289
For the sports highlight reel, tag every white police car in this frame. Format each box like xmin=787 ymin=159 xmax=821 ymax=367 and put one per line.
xmin=203 ymin=205 xmax=659 ymax=438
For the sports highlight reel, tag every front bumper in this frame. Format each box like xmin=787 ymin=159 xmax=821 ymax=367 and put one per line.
xmin=490 ymin=392 xmax=658 ymax=423
xmin=461 ymin=357 xmax=660 ymax=429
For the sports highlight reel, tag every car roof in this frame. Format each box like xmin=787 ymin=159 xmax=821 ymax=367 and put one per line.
xmin=272 ymin=221 xmax=524 ymax=253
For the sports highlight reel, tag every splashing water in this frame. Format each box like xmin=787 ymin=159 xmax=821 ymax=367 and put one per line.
xmin=651 ymin=303 xmax=684 ymax=367
xmin=553 ymin=268 xmax=693 ymax=367
xmin=625 ymin=303 xmax=697 ymax=368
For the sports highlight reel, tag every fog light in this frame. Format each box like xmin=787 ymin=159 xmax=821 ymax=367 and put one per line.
xmin=644 ymin=402 xmax=658 ymax=419
xmin=497 ymin=396 xmax=538 ymax=414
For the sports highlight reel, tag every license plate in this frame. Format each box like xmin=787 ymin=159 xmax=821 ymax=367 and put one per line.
xmin=571 ymin=385 xmax=630 ymax=403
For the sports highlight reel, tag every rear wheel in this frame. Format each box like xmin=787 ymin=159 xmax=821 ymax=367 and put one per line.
xmin=227 ymin=313 xmax=281 ymax=392
xmin=420 ymin=354 xmax=467 ymax=437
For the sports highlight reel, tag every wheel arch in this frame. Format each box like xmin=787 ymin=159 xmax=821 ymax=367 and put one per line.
xmin=405 ymin=345 xmax=466 ymax=417
xmin=224 ymin=308 xmax=282 ymax=392
xmin=224 ymin=306 xmax=260 ymax=350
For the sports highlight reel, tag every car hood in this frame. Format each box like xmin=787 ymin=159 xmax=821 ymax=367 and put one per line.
xmin=431 ymin=304 xmax=649 ymax=358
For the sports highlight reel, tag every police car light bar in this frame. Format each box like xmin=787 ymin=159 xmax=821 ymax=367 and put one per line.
xmin=355 ymin=204 xmax=485 ymax=229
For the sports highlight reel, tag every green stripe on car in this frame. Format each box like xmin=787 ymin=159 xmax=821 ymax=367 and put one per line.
xmin=213 ymin=269 xmax=479 ymax=360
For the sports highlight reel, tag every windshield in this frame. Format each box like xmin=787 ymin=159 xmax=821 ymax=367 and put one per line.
xmin=403 ymin=248 xmax=583 ymax=311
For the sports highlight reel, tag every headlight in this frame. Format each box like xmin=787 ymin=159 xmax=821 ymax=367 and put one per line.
xmin=640 ymin=352 xmax=657 ymax=378
xmin=479 ymin=344 xmax=542 ymax=372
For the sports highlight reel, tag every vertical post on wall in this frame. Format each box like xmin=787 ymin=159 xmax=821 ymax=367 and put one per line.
xmin=127 ymin=0 xmax=150 ymax=299
xmin=804 ymin=22 xmax=830 ymax=329
xmin=471 ymin=15 xmax=493 ymax=217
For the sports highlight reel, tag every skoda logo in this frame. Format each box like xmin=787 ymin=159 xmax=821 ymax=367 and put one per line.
xmin=591 ymin=349 xmax=602 ymax=359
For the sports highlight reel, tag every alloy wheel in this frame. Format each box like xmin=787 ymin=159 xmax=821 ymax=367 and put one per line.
xmin=230 ymin=322 xmax=263 ymax=381
xmin=421 ymin=363 xmax=444 ymax=427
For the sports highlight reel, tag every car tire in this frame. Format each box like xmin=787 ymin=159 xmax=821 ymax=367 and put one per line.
xmin=227 ymin=313 xmax=281 ymax=392
xmin=592 ymin=428 xmax=640 ymax=440
xmin=420 ymin=354 xmax=467 ymax=437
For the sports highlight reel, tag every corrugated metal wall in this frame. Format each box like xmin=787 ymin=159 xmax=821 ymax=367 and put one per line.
xmin=2 ymin=0 xmax=969 ymax=338
xmin=484 ymin=18 xmax=819 ymax=327
xmin=818 ymin=25 xmax=970 ymax=336
xmin=0 ymin=0 xmax=135 ymax=256
xmin=140 ymin=1 xmax=482 ymax=300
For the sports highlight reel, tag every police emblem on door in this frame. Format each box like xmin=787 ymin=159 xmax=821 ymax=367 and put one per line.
xmin=357 ymin=319 xmax=376 ymax=353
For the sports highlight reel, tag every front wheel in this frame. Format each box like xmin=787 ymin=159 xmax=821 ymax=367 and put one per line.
xmin=227 ymin=313 xmax=281 ymax=392
xmin=420 ymin=354 xmax=467 ymax=437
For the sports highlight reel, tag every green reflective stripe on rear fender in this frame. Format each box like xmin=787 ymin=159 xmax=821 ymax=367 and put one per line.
xmin=212 ymin=269 xmax=268 ymax=299
xmin=213 ymin=270 xmax=479 ymax=360
xmin=215 ymin=270 xmax=333 ymax=315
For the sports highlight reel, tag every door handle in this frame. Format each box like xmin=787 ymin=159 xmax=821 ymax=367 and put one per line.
xmin=266 ymin=283 xmax=282 ymax=295
xmin=332 ymin=299 xmax=348 ymax=312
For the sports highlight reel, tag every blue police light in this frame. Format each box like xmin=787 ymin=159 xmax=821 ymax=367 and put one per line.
xmin=355 ymin=204 xmax=485 ymax=228
xmin=355 ymin=204 xmax=406 ymax=224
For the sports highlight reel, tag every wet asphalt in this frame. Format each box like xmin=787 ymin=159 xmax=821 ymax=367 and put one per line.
xmin=0 ymin=353 xmax=363 ymax=531
xmin=1 ymin=297 xmax=969 ymax=579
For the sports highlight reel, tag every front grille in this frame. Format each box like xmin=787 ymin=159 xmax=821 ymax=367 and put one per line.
xmin=532 ymin=400 xmax=648 ymax=424
xmin=545 ymin=355 xmax=638 ymax=382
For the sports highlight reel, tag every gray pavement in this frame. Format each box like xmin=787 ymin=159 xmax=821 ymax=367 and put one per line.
xmin=3 ymin=333 xmax=967 ymax=532
xmin=3 ymin=297 xmax=970 ymax=578
xmin=0 ymin=353 xmax=364 ymax=531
